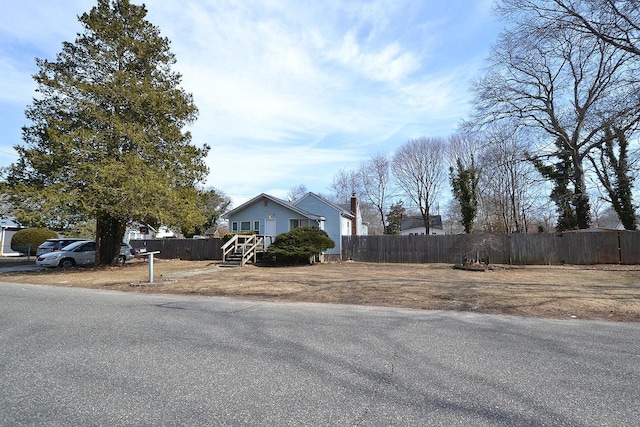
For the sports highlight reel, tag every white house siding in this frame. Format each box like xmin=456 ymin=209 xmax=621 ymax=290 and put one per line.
xmin=341 ymin=216 xmax=352 ymax=236
xmin=400 ymin=227 xmax=445 ymax=236
xmin=1 ymin=228 xmax=23 ymax=256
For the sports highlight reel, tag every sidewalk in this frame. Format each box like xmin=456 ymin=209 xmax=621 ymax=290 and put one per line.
xmin=0 ymin=256 xmax=36 ymax=266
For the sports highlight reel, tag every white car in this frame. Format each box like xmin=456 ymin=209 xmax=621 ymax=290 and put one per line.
xmin=36 ymin=238 xmax=91 ymax=257
xmin=36 ymin=240 xmax=135 ymax=268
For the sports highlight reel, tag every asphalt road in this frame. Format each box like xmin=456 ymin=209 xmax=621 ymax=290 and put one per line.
xmin=1 ymin=282 xmax=639 ymax=426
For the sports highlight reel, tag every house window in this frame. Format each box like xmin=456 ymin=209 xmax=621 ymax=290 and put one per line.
xmin=290 ymin=218 xmax=309 ymax=230
xmin=232 ymin=220 xmax=261 ymax=233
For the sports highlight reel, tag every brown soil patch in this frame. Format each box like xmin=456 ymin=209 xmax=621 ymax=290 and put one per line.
xmin=2 ymin=259 xmax=639 ymax=321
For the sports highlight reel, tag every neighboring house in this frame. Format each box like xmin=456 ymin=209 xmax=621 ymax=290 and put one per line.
xmin=222 ymin=192 xmax=368 ymax=259
xmin=0 ymin=218 xmax=24 ymax=256
xmin=400 ymin=215 xmax=445 ymax=235
xmin=125 ymin=224 xmax=180 ymax=241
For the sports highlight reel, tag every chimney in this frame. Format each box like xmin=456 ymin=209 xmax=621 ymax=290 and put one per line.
xmin=350 ymin=193 xmax=358 ymax=236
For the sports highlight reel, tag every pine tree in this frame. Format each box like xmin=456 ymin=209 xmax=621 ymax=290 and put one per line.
xmin=7 ymin=0 xmax=209 ymax=265
xmin=385 ymin=201 xmax=406 ymax=235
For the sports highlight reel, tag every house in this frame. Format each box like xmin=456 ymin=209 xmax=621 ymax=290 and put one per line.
xmin=125 ymin=224 xmax=180 ymax=241
xmin=400 ymin=215 xmax=445 ymax=235
xmin=222 ymin=192 xmax=367 ymax=260
xmin=0 ymin=218 xmax=24 ymax=256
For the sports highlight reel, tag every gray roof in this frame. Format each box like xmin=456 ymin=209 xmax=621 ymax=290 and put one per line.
xmin=222 ymin=193 xmax=324 ymax=221
xmin=296 ymin=192 xmax=355 ymax=218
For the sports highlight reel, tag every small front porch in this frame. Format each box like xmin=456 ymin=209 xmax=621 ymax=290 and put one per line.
xmin=221 ymin=234 xmax=274 ymax=267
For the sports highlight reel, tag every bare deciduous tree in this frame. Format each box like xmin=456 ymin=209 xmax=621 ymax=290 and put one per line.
xmin=287 ymin=184 xmax=308 ymax=202
xmin=392 ymin=137 xmax=446 ymax=235
xmin=329 ymin=168 xmax=363 ymax=204
xmin=358 ymin=154 xmax=393 ymax=234
xmin=328 ymin=168 xmax=383 ymax=234
xmin=473 ymin=2 xmax=640 ymax=229
xmin=495 ymin=0 xmax=640 ymax=57
xmin=476 ymin=127 xmax=546 ymax=233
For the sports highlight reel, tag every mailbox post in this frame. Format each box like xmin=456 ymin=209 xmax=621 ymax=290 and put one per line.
xmin=139 ymin=251 xmax=161 ymax=283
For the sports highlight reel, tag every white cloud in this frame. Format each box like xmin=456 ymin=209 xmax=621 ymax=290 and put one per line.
xmin=327 ymin=31 xmax=420 ymax=82
xmin=0 ymin=0 xmax=502 ymax=207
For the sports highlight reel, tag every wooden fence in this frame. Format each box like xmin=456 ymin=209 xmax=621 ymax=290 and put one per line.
xmin=342 ymin=231 xmax=640 ymax=265
xmin=130 ymin=238 xmax=223 ymax=261
xmin=130 ymin=231 xmax=640 ymax=264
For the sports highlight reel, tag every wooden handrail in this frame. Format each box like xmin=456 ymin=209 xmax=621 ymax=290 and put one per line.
xmin=221 ymin=234 xmax=266 ymax=266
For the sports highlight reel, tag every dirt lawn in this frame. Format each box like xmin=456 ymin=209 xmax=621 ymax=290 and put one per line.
xmin=2 ymin=259 xmax=639 ymax=321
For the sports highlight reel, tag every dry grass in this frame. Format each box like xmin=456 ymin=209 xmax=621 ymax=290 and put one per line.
xmin=2 ymin=258 xmax=640 ymax=321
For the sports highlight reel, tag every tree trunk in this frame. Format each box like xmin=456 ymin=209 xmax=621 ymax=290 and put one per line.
xmin=572 ymin=159 xmax=591 ymax=229
xmin=421 ymin=205 xmax=431 ymax=235
xmin=95 ymin=212 xmax=127 ymax=266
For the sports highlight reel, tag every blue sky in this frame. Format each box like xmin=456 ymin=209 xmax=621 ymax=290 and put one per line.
xmin=0 ymin=0 xmax=502 ymax=207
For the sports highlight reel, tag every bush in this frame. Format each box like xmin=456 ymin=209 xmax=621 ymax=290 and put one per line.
xmin=11 ymin=228 xmax=58 ymax=255
xmin=266 ymin=226 xmax=335 ymax=265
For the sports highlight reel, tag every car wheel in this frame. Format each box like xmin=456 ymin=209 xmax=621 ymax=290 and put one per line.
xmin=59 ymin=258 xmax=75 ymax=268
xmin=117 ymin=255 xmax=126 ymax=265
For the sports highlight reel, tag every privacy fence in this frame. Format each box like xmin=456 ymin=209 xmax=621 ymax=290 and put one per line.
xmin=130 ymin=238 xmax=223 ymax=261
xmin=131 ymin=231 xmax=640 ymax=265
xmin=342 ymin=231 xmax=640 ymax=265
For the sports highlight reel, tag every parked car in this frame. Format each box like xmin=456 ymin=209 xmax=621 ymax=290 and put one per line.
xmin=36 ymin=240 xmax=135 ymax=268
xmin=36 ymin=238 xmax=91 ymax=257
xmin=131 ymin=246 xmax=147 ymax=256
xmin=121 ymin=242 xmax=137 ymax=258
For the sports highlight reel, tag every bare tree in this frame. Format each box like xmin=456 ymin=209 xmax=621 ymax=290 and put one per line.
xmin=287 ymin=184 xmax=308 ymax=202
xmin=358 ymin=154 xmax=393 ymax=234
xmin=496 ymin=0 xmax=640 ymax=57
xmin=447 ymin=132 xmax=482 ymax=172
xmin=473 ymin=2 xmax=640 ymax=229
xmin=391 ymin=137 xmax=446 ymax=235
xmin=328 ymin=167 xmax=387 ymax=234
xmin=329 ymin=168 xmax=363 ymax=203
xmin=442 ymin=198 xmax=465 ymax=235
xmin=476 ymin=127 xmax=546 ymax=233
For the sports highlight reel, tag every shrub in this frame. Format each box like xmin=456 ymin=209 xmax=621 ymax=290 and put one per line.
xmin=266 ymin=226 xmax=335 ymax=265
xmin=11 ymin=228 xmax=58 ymax=255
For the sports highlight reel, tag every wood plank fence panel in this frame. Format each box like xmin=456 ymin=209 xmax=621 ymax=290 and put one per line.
xmin=130 ymin=239 xmax=222 ymax=261
xmin=620 ymin=231 xmax=640 ymax=264
xmin=559 ymin=233 xmax=620 ymax=264
xmin=508 ymin=233 xmax=562 ymax=264
xmin=343 ymin=232 xmax=640 ymax=265
xmin=127 ymin=232 xmax=639 ymax=264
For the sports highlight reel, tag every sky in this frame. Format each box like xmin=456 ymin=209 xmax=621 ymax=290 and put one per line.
xmin=0 ymin=0 xmax=502 ymax=207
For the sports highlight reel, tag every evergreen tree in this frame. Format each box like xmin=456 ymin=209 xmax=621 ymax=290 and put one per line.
xmin=589 ymin=126 xmax=638 ymax=230
xmin=6 ymin=0 xmax=208 ymax=265
xmin=529 ymin=145 xmax=578 ymax=232
xmin=449 ymin=158 xmax=479 ymax=234
xmin=266 ymin=227 xmax=335 ymax=265
xmin=385 ymin=201 xmax=406 ymax=235
xmin=185 ymin=188 xmax=232 ymax=237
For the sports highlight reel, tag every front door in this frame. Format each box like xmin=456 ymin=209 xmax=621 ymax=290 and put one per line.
xmin=264 ymin=218 xmax=277 ymax=249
